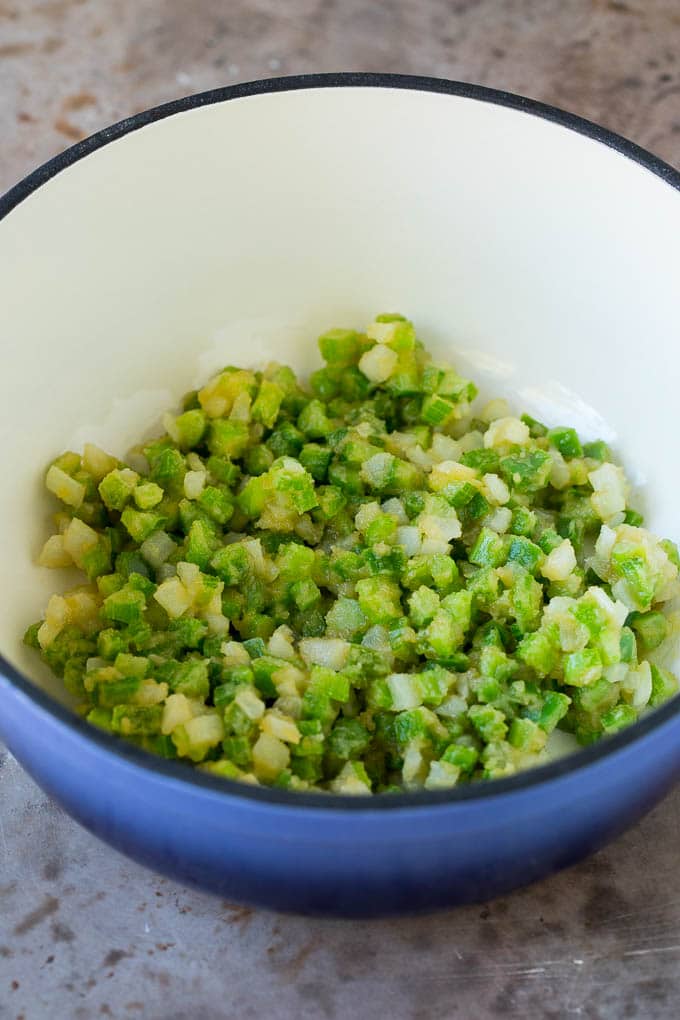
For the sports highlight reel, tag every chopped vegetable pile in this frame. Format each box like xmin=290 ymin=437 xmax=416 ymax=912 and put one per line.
xmin=25 ymin=314 xmax=680 ymax=794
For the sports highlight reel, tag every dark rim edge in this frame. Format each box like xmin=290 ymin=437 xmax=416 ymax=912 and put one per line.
xmin=1 ymin=72 xmax=679 ymax=813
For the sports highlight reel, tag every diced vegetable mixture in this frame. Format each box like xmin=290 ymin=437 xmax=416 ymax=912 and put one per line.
xmin=25 ymin=314 xmax=680 ymax=794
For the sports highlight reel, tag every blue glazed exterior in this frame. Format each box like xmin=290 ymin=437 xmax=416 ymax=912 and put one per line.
xmin=3 ymin=670 xmax=680 ymax=918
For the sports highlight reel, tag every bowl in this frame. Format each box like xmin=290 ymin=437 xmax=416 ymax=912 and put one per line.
xmin=1 ymin=74 xmax=679 ymax=918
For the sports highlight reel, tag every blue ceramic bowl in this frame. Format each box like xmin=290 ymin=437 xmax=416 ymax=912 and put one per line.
xmin=1 ymin=75 xmax=679 ymax=917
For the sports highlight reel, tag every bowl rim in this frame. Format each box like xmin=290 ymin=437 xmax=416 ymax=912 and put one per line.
xmin=2 ymin=72 xmax=679 ymax=813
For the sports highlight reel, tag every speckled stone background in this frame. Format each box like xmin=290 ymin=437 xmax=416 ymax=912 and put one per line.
xmin=1 ymin=2 xmax=679 ymax=1018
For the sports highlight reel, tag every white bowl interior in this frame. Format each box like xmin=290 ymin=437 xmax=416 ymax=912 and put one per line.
xmin=1 ymin=84 xmax=679 ymax=701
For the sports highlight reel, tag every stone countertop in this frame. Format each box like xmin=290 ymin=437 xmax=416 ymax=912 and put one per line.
xmin=1 ymin=2 xmax=679 ymax=1018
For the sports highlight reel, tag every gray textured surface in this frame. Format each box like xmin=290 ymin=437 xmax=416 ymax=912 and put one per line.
xmin=1 ymin=1 xmax=680 ymax=1018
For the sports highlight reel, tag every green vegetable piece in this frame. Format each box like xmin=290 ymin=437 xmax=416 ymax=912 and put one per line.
xmin=660 ymin=539 xmax=680 ymax=570
xmin=147 ymin=445 xmax=186 ymax=493
xmin=516 ymin=630 xmax=557 ymax=678
xmin=564 ymin=647 xmax=603 ymax=687
xmin=182 ymin=518 xmax=216 ymax=571
xmin=169 ymin=660 xmax=210 ymax=699
xmin=630 ymin=611 xmax=668 ymax=652
xmin=480 ymin=644 xmax=516 ymax=683
xmin=310 ymin=367 xmax=340 ymax=401
xmin=99 ymin=469 xmax=138 ymax=511
xmin=102 ymin=587 xmax=146 ymax=625
xmin=506 ymin=536 xmax=543 ymax=574
xmin=463 ymin=490 xmax=491 ymax=522
xmin=86 ymin=708 xmax=114 ymax=732
xmin=208 ymin=420 xmax=250 ymax=460
xmin=220 ymin=736 xmax=252 ymax=768
xmin=81 ymin=535 xmax=112 ymax=580
xmin=52 ymin=451 xmax=82 ymax=475
xmin=174 ymin=409 xmax=207 ymax=450
xmin=601 ymin=703 xmax=637 ymax=734
xmin=420 ymin=593 xmax=472 ymax=661
xmin=325 ymin=597 xmax=368 ymax=639
xmin=114 ymin=653 xmax=149 ymax=678
xmin=251 ymin=379 xmax=284 ymax=429
xmin=206 ymin=456 xmax=241 ymax=487
xmin=537 ymin=529 xmax=563 ymax=555
xmin=121 ymin=508 xmax=166 ymax=544
xmin=298 ymin=399 xmax=333 ymax=440
xmin=469 ymin=527 xmax=507 ymax=568
xmin=356 ymin=577 xmax=402 ymax=625
xmin=327 ymin=718 xmax=371 ymax=760
xmin=441 ymin=480 xmax=477 ymax=509
xmin=211 ymin=543 xmax=250 ymax=585
xmin=315 ymin=484 xmax=346 ymax=520
xmin=327 ymin=462 xmax=364 ymax=496
xmin=508 ymin=717 xmax=546 ymax=753
xmin=391 ymin=708 xmax=430 ymax=745
xmin=510 ymin=568 xmax=543 ymax=634
xmin=623 ymin=509 xmax=644 ymax=528
xmin=365 ymin=514 xmax=397 ymax=545
xmin=520 ymin=413 xmax=548 ymax=438
xmin=416 ymin=665 xmax=453 ymax=705
xmin=267 ymin=421 xmax=305 ymax=458
xmin=290 ymin=578 xmax=321 ymax=611
xmin=299 ymin=443 xmax=332 ymax=482
xmin=610 ymin=546 xmax=656 ymax=610
xmin=468 ymin=704 xmax=508 ymax=743
xmin=420 ymin=394 xmax=456 ymax=426
xmin=276 ymin=541 xmax=314 ymax=580
xmin=408 ymin=586 xmax=440 ymax=629
xmin=583 ymin=440 xmax=610 ymax=462
xmin=619 ymin=626 xmax=637 ymax=664
xmin=650 ymin=664 xmax=679 ymax=707
xmin=112 ymin=704 xmax=162 ymax=736
xmin=536 ymin=691 xmax=571 ymax=733
xmin=170 ymin=617 xmax=207 ymax=650
xmin=308 ymin=665 xmax=350 ymax=703
xmin=134 ymin=482 xmax=164 ymax=510
xmin=441 ymin=744 xmax=478 ymax=772
xmin=318 ymin=328 xmax=359 ymax=365
xmin=499 ymin=449 xmax=552 ymax=493
xmin=509 ymin=507 xmax=537 ymax=537
xmin=460 ymin=448 xmax=499 ymax=473
xmin=548 ymin=427 xmax=583 ymax=459
xmin=244 ymin=445 xmax=274 ymax=476
xmin=198 ymin=485 xmax=234 ymax=526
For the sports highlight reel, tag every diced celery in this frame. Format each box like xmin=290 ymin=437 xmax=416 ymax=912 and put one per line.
xmin=499 ymin=449 xmax=552 ymax=493
xmin=468 ymin=704 xmax=508 ymax=742
xmin=469 ymin=527 xmax=507 ymax=568
xmin=601 ymin=703 xmax=637 ymax=734
xmin=318 ymin=328 xmax=360 ymax=365
xmin=251 ymin=380 xmax=284 ymax=429
xmin=520 ymin=413 xmax=548 ymax=438
xmin=650 ymin=664 xmax=679 ymax=707
xmin=548 ymin=427 xmax=583 ymax=459
xmin=506 ymin=536 xmax=543 ymax=574
xmin=121 ymin=508 xmax=167 ymax=544
xmin=325 ymin=598 xmax=368 ymax=639
xmin=564 ymin=648 xmax=603 ymax=687
xmin=516 ymin=630 xmax=557 ymax=678
xmin=508 ymin=717 xmax=546 ymax=753
xmin=630 ymin=611 xmax=668 ymax=651
xmin=208 ymin=420 xmax=250 ymax=459
xmin=356 ymin=577 xmax=403 ymax=625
